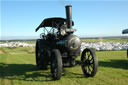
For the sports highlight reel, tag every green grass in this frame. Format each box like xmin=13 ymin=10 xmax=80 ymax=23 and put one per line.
xmin=0 ymin=47 xmax=128 ymax=85
xmin=81 ymin=38 xmax=128 ymax=43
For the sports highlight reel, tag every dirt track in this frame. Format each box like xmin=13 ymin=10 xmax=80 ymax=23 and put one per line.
xmin=0 ymin=50 xmax=3 ymax=54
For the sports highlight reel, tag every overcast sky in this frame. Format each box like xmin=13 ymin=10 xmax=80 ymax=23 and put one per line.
xmin=1 ymin=0 xmax=128 ymax=40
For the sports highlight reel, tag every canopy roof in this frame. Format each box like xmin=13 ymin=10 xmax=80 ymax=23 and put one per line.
xmin=35 ymin=17 xmax=74 ymax=32
xmin=122 ymin=29 xmax=128 ymax=34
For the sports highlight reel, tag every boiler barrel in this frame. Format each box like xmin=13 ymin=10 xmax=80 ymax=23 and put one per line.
xmin=56 ymin=35 xmax=81 ymax=52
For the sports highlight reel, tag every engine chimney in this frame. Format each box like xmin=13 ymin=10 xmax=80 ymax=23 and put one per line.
xmin=65 ymin=5 xmax=72 ymax=29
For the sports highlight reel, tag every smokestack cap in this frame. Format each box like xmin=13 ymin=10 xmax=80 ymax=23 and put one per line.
xmin=66 ymin=5 xmax=72 ymax=7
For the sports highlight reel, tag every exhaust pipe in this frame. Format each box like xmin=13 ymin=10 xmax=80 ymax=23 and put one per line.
xmin=65 ymin=5 xmax=72 ymax=29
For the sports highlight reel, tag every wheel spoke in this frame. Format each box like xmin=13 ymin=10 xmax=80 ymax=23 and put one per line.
xmin=90 ymin=64 xmax=93 ymax=69
xmin=89 ymin=58 xmax=93 ymax=62
xmin=88 ymin=53 xmax=91 ymax=58
xmin=86 ymin=66 xmax=88 ymax=73
xmin=88 ymin=66 xmax=92 ymax=74
xmin=87 ymin=52 xmax=92 ymax=60
xmin=90 ymin=66 xmax=93 ymax=71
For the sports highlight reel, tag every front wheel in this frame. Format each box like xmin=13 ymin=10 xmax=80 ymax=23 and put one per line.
xmin=81 ymin=48 xmax=98 ymax=77
xmin=50 ymin=49 xmax=62 ymax=80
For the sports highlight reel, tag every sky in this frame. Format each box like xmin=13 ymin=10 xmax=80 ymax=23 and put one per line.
xmin=1 ymin=0 xmax=128 ymax=40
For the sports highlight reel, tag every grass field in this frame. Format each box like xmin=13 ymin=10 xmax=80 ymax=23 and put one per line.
xmin=0 ymin=47 xmax=128 ymax=85
xmin=81 ymin=38 xmax=128 ymax=43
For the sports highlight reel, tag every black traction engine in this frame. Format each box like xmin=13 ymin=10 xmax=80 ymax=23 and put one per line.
xmin=35 ymin=5 xmax=98 ymax=80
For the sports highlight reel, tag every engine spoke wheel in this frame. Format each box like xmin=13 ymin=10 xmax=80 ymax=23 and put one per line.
xmin=51 ymin=49 xmax=62 ymax=80
xmin=81 ymin=48 xmax=98 ymax=77
xmin=36 ymin=42 xmax=50 ymax=70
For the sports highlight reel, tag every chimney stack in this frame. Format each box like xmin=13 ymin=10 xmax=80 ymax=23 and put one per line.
xmin=65 ymin=5 xmax=72 ymax=29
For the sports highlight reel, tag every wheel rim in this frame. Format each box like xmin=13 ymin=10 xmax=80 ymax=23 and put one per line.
xmin=81 ymin=50 xmax=94 ymax=76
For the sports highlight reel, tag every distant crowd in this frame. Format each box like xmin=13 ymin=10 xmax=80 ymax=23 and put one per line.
xmin=81 ymin=42 xmax=128 ymax=51
xmin=0 ymin=42 xmax=35 ymax=48
xmin=0 ymin=41 xmax=128 ymax=51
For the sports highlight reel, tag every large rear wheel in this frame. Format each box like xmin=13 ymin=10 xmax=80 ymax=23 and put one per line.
xmin=81 ymin=48 xmax=98 ymax=77
xmin=51 ymin=49 xmax=62 ymax=80
xmin=36 ymin=42 xmax=50 ymax=70
xmin=36 ymin=43 xmax=42 ymax=69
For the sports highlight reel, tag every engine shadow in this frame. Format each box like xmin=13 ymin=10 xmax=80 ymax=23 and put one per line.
xmin=62 ymin=70 xmax=86 ymax=78
xmin=61 ymin=61 xmax=90 ymax=78
xmin=2 ymin=59 xmax=127 ymax=81
xmin=76 ymin=59 xmax=128 ymax=69
xmin=0 ymin=63 xmax=52 ymax=82
xmin=99 ymin=59 xmax=128 ymax=69
xmin=0 ymin=62 xmax=89 ymax=81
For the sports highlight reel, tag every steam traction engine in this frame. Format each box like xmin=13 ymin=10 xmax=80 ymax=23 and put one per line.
xmin=122 ymin=29 xmax=128 ymax=57
xmin=35 ymin=5 xmax=98 ymax=80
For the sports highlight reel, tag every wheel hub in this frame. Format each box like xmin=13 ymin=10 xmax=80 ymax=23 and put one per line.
xmin=84 ymin=60 xmax=92 ymax=66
